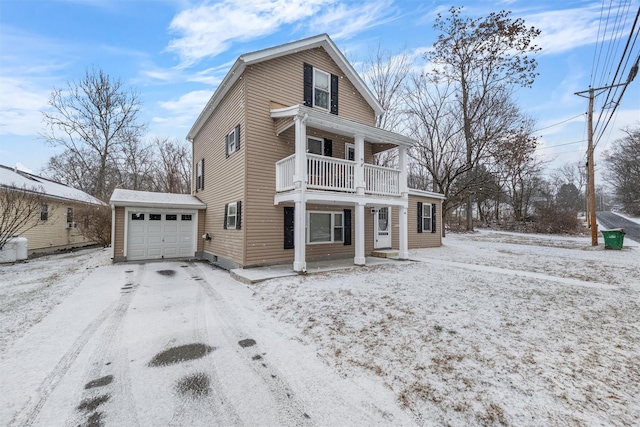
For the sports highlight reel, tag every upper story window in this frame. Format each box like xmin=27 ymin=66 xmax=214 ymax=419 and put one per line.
xmin=196 ymin=158 xmax=204 ymax=191
xmin=313 ymin=68 xmax=330 ymax=110
xmin=226 ymin=124 xmax=241 ymax=157
xmin=67 ymin=207 xmax=74 ymax=226
xmin=304 ymin=63 xmax=338 ymax=115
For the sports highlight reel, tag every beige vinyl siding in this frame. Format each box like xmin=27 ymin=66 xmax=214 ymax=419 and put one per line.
xmin=408 ymin=195 xmax=442 ymax=249
xmin=19 ymin=199 xmax=95 ymax=253
xmin=192 ymin=77 xmax=246 ymax=266
xmin=197 ymin=212 xmax=205 ymax=253
xmin=113 ymin=206 xmax=125 ymax=258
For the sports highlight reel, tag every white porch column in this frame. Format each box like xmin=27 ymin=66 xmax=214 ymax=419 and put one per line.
xmin=398 ymin=145 xmax=408 ymax=196
xmin=293 ymin=114 xmax=307 ymax=272
xmin=398 ymin=146 xmax=409 ymax=260
xmin=354 ymin=134 xmax=365 ymax=195
xmin=399 ymin=203 xmax=409 ymax=260
xmin=354 ymin=202 xmax=366 ymax=265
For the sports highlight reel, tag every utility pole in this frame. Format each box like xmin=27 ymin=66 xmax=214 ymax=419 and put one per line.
xmin=575 ymin=82 xmax=628 ymax=246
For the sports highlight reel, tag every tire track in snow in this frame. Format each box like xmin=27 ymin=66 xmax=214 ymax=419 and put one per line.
xmin=167 ymin=267 xmax=243 ymax=426
xmin=11 ymin=265 xmax=145 ymax=427
xmin=185 ymin=262 xmax=313 ymax=427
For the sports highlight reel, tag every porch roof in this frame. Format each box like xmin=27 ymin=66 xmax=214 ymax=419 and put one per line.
xmin=270 ymin=104 xmax=416 ymax=148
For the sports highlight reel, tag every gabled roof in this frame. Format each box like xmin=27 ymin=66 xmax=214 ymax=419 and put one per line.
xmin=109 ymin=188 xmax=206 ymax=210
xmin=0 ymin=164 xmax=104 ymax=205
xmin=187 ymin=33 xmax=384 ymax=141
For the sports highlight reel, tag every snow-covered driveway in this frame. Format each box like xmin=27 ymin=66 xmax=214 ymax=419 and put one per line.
xmin=0 ymin=252 xmax=407 ymax=426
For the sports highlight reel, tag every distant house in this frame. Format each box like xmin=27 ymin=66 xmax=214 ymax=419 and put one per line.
xmin=109 ymin=34 xmax=445 ymax=270
xmin=0 ymin=164 xmax=104 ymax=254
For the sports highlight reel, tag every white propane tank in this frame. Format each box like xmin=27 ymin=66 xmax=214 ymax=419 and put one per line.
xmin=13 ymin=236 xmax=28 ymax=260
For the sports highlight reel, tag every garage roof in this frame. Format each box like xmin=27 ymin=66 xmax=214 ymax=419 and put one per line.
xmin=110 ymin=189 xmax=206 ymax=210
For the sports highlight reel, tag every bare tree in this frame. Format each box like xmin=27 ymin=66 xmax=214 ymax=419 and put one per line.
xmin=603 ymin=126 xmax=640 ymax=215
xmin=426 ymin=6 xmax=541 ymax=230
xmin=0 ymin=184 xmax=51 ymax=249
xmin=42 ymin=67 xmax=146 ymax=201
xmin=153 ymin=137 xmax=192 ymax=193
xmin=75 ymin=203 xmax=111 ymax=247
xmin=360 ymin=44 xmax=411 ymax=167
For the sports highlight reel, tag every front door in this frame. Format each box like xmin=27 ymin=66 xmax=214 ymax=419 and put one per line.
xmin=374 ymin=207 xmax=391 ymax=249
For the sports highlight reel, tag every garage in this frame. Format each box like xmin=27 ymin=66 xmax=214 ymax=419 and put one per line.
xmin=109 ymin=189 xmax=206 ymax=262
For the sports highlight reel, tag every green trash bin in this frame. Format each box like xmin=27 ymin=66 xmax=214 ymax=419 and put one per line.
xmin=601 ymin=228 xmax=625 ymax=250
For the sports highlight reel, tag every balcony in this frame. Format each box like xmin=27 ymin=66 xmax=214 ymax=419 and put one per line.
xmin=275 ymin=154 xmax=400 ymax=197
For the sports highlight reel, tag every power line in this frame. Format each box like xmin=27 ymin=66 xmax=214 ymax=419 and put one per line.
xmin=532 ymin=113 xmax=585 ymax=133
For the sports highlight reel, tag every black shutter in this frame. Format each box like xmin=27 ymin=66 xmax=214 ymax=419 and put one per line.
xmin=417 ymin=202 xmax=423 ymax=233
xmin=284 ymin=207 xmax=295 ymax=249
xmin=323 ymin=138 xmax=332 ymax=157
xmin=431 ymin=203 xmax=436 ymax=233
xmin=223 ymin=204 xmax=228 ymax=229
xmin=225 ymin=133 xmax=229 ymax=158
xmin=303 ymin=63 xmax=313 ymax=107
xmin=236 ymin=201 xmax=242 ymax=230
xmin=201 ymin=159 xmax=204 ymax=190
xmin=343 ymin=209 xmax=351 ymax=246
xmin=235 ymin=124 xmax=241 ymax=152
xmin=330 ymin=74 xmax=338 ymax=115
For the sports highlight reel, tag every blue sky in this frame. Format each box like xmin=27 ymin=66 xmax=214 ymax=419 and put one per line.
xmin=1 ymin=0 xmax=638 ymax=181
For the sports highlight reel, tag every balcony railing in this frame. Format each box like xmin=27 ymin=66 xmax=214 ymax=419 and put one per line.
xmin=276 ymin=154 xmax=401 ymax=196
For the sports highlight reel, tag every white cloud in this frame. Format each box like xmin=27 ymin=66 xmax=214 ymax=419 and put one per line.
xmin=152 ymin=90 xmax=214 ymax=134
xmin=166 ymin=0 xmax=395 ymax=67
xmin=525 ymin=4 xmax=626 ymax=55
xmin=0 ymin=77 xmax=49 ymax=136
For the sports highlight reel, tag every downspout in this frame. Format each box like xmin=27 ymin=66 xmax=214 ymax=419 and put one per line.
xmin=110 ymin=204 xmax=116 ymax=261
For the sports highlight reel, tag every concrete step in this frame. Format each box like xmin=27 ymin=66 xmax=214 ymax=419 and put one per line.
xmin=371 ymin=249 xmax=399 ymax=258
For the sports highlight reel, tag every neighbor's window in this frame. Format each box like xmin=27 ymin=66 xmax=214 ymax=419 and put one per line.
xmin=422 ymin=204 xmax=432 ymax=232
xmin=313 ymin=68 xmax=330 ymax=110
xmin=40 ymin=204 xmax=49 ymax=221
xmin=308 ymin=211 xmax=343 ymax=244
xmin=226 ymin=202 xmax=237 ymax=229
xmin=67 ymin=207 xmax=74 ymax=225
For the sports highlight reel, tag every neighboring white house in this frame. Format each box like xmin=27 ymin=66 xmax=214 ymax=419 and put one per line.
xmin=0 ymin=164 xmax=104 ymax=255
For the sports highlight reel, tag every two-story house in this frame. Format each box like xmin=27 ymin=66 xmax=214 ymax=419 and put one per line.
xmin=109 ymin=34 xmax=444 ymax=271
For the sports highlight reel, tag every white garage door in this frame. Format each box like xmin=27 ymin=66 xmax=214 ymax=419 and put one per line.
xmin=127 ymin=211 xmax=196 ymax=261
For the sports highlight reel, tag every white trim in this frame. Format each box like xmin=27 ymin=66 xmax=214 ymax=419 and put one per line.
xmin=409 ymin=188 xmax=446 ymax=200
xmin=111 ymin=205 xmax=116 ymax=259
xmin=275 ymin=189 xmax=409 ymax=208
xmin=271 ymin=105 xmax=415 ymax=147
xmin=187 ymin=34 xmax=384 ymax=141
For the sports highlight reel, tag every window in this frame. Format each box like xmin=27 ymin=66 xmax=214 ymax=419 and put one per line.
xmin=40 ymin=204 xmax=49 ymax=221
xmin=307 ymin=211 xmax=343 ymax=244
xmin=345 ymin=143 xmax=355 ymax=161
xmin=226 ymin=124 xmax=240 ymax=157
xmin=307 ymin=137 xmax=323 ymax=155
xmin=422 ymin=204 xmax=432 ymax=232
xmin=166 ymin=214 xmax=177 ymax=221
xmin=313 ymin=68 xmax=330 ymax=110
xmin=304 ymin=63 xmax=338 ymax=115
xmin=226 ymin=202 xmax=237 ymax=229
xmin=196 ymin=159 xmax=204 ymax=191
xmin=150 ymin=214 xmax=161 ymax=221
xmin=67 ymin=207 xmax=74 ymax=226
xmin=131 ymin=213 xmax=145 ymax=220
xmin=181 ymin=214 xmax=192 ymax=221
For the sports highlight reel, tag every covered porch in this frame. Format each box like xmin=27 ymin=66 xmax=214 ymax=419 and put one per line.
xmin=270 ymin=104 xmax=416 ymax=272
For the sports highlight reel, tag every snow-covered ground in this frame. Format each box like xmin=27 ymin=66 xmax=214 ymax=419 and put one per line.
xmin=0 ymin=232 xmax=638 ymax=426
xmin=253 ymin=231 xmax=640 ymax=426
